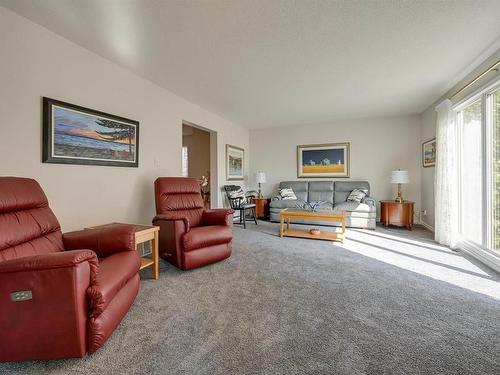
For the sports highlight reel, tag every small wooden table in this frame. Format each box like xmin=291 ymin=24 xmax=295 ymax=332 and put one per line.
xmin=252 ymin=197 xmax=271 ymax=218
xmin=86 ymin=223 xmax=160 ymax=280
xmin=279 ymin=209 xmax=346 ymax=242
xmin=380 ymin=200 xmax=414 ymax=230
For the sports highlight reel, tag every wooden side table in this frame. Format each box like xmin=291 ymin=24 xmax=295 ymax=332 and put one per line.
xmin=86 ymin=223 xmax=159 ymax=280
xmin=380 ymin=201 xmax=414 ymax=230
xmin=252 ymin=198 xmax=271 ymax=219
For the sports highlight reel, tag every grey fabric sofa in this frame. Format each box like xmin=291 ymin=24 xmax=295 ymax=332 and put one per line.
xmin=269 ymin=181 xmax=376 ymax=229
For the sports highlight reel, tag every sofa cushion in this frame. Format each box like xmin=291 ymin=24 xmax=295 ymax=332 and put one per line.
xmin=88 ymin=251 xmax=141 ymax=317
xmin=333 ymin=201 xmax=376 ymax=213
xmin=269 ymin=199 xmax=305 ymax=209
xmin=182 ymin=225 xmax=232 ymax=252
xmin=308 ymin=181 xmax=334 ymax=204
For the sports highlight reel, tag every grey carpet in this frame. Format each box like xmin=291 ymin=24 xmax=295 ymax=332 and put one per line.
xmin=2 ymin=222 xmax=500 ymax=375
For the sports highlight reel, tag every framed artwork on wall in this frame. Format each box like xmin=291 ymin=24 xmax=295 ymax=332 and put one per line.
xmin=226 ymin=144 xmax=244 ymax=180
xmin=297 ymin=142 xmax=350 ymax=178
xmin=42 ymin=97 xmax=139 ymax=167
xmin=422 ymin=138 xmax=436 ymax=167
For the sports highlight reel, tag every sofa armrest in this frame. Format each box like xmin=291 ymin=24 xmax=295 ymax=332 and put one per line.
xmin=153 ymin=213 xmax=191 ymax=232
xmin=362 ymin=196 xmax=376 ymax=206
xmin=63 ymin=223 xmax=136 ymax=258
xmin=0 ymin=250 xmax=98 ymax=361
xmin=202 ymin=209 xmax=234 ymax=226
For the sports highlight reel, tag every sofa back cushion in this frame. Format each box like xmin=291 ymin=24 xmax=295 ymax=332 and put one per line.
xmin=279 ymin=181 xmax=308 ymax=201
xmin=155 ymin=177 xmax=204 ymax=227
xmin=334 ymin=181 xmax=370 ymax=204
xmin=308 ymin=181 xmax=334 ymax=205
xmin=0 ymin=177 xmax=64 ymax=262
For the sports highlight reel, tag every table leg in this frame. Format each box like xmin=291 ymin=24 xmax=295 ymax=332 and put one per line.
xmin=286 ymin=218 xmax=290 ymax=230
xmin=152 ymin=230 xmax=159 ymax=280
xmin=280 ymin=215 xmax=284 ymax=237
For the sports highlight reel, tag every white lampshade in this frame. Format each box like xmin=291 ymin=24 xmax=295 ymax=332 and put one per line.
xmin=391 ymin=170 xmax=409 ymax=184
xmin=255 ymin=171 xmax=267 ymax=184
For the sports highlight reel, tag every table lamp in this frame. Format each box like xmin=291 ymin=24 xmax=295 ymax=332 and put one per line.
xmin=255 ymin=171 xmax=266 ymax=198
xmin=391 ymin=170 xmax=409 ymax=203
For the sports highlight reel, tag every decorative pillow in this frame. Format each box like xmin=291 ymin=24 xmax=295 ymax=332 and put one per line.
xmin=279 ymin=188 xmax=297 ymax=200
xmin=228 ymin=188 xmax=246 ymax=200
xmin=347 ymin=189 xmax=367 ymax=203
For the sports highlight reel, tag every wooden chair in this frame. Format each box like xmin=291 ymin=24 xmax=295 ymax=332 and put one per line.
xmin=223 ymin=185 xmax=258 ymax=229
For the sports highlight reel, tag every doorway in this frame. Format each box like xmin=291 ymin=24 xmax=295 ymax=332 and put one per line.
xmin=182 ymin=122 xmax=215 ymax=208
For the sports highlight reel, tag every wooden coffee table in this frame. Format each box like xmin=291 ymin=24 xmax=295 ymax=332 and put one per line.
xmin=279 ymin=209 xmax=346 ymax=242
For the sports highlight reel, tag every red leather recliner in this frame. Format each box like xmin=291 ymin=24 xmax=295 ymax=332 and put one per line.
xmin=153 ymin=177 xmax=234 ymax=270
xmin=0 ymin=177 xmax=141 ymax=362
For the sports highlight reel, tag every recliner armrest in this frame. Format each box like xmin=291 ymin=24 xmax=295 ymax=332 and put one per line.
xmin=202 ymin=209 xmax=234 ymax=226
xmin=0 ymin=249 xmax=98 ymax=277
xmin=153 ymin=213 xmax=191 ymax=232
xmin=63 ymin=224 xmax=136 ymax=258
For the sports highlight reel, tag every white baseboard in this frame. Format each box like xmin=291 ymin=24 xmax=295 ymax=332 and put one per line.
xmin=420 ymin=221 xmax=435 ymax=232
xmin=459 ymin=240 xmax=500 ymax=273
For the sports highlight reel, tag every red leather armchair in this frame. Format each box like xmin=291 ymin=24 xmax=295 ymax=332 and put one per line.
xmin=153 ymin=177 xmax=234 ymax=270
xmin=0 ymin=177 xmax=141 ymax=362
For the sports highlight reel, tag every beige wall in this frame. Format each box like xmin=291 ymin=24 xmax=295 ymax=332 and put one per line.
xmin=250 ymin=116 xmax=422 ymax=221
xmin=0 ymin=7 xmax=249 ymax=231
xmin=419 ymin=107 xmax=437 ymax=230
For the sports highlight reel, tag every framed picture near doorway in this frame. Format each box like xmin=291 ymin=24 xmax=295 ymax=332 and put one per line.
xmin=226 ymin=144 xmax=244 ymax=180
xmin=422 ymin=138 xmax=436 ymax=167
xmin=297 ymin=142 xmax=350 ymax=178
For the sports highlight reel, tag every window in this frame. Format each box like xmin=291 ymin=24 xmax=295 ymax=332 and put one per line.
xmin=490 ymin=87 xmax=500 ymax=251
xmin=181 ymin=146 xmax=188 ymax=177
xmin=455 ymin=80 xmax=500 ymax=253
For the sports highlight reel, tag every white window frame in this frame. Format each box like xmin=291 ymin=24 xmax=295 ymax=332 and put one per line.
xmin=453 ymin=77 xmax=500 ymax=263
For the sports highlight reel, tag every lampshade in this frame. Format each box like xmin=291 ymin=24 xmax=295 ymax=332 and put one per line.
xmin=391 ymin=170 xmax=409 ymax=184
xmin=255 ymin=171 xmax=267 ymax=184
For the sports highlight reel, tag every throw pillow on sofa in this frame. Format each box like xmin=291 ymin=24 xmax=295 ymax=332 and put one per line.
xmin=279 ymin=188 xmax=297 ymax=200
xmin=347 ymin=188 xmax=367 ymax=203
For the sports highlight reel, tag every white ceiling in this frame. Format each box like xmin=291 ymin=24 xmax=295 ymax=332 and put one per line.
xmin=2 ymin=0 xmax=500 ymax=128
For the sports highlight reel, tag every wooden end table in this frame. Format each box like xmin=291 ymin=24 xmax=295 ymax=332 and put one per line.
xmin=279 ymin=209 xmax=346 ymax=242
xmin=252 ymin=197 xmax=271 ymax=218
xmin=380 ymin=200 xmax=414 ymax=230
xmin=86 ymin=223 xmax=159 ymax=280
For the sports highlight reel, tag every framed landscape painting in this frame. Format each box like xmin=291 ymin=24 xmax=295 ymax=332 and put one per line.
xmin=422 ymin=138 xmax=436 ymax=167
xmin=297 ymin=142 xmax=350 ymax=178
xmin=226 ymin=144 xmax=244 ymax=180
xmin=42 ymin=97 xmax=139 ymax=167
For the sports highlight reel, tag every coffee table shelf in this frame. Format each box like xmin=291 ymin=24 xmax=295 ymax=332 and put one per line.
xmin=279 ymin=209 xmax=345 ymax=242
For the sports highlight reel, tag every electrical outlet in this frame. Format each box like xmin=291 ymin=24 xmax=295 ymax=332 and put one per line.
xmin=422 ymin=209 xmax=427 ymax=216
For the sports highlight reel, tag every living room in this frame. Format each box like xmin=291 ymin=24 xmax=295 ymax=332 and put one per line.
xmin=1 ymin=1 xmax=500 ymax=374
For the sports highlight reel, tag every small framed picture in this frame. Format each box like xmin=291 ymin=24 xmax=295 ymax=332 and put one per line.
xmin=42 ymin=97 xmax=139 ymax=167
xmin=297 ymin=142 xmax=350 ymax=178
xmin=226 ymin=144 xmax=244 ymax=180
xmin=422 ymin=138 xmax=436 ymax=167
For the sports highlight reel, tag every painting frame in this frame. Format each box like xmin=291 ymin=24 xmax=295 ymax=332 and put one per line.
xmin=422 ymin=138 xmax=436 ymax=168
xmin=226 ymin=144 xmax=244 ymax=180
xmin=297 ymin=142 xmax=350 ymax=178
xmin=42 ymin=97 xmax=139 ymax=167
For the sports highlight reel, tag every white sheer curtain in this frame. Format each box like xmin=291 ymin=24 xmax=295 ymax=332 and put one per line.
xmin=434 ymin=99 xmax=459 ymax=248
